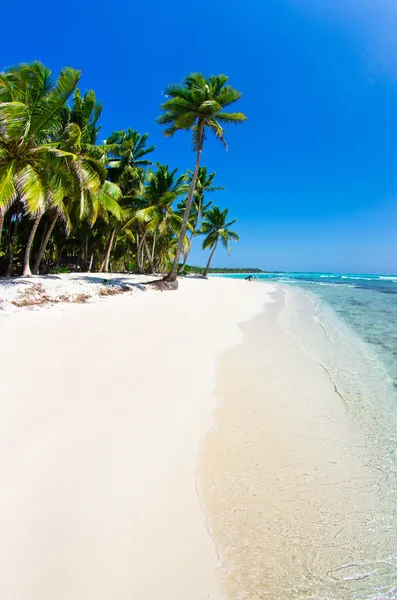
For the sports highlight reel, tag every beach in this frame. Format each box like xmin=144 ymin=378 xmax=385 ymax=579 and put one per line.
xmin=200 ymin=285 xmax=397 ymax=599
xmin=0 ymin=275 xmax=271 ymax=600
xmin=1 ymin=275 xmax=397 ymax=599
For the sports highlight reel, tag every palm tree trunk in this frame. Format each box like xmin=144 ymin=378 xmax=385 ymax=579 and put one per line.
xmin=84 ymin=235 xmax=89 ymax=270
xmin=32 ymin=211 xmax=58 ymax=275
xmin=179 ymin=226 xmax=196 ymax=273
xmin=151 ymin=232 xmax=156 ymax=264
xmin=164 ymin=122 xmax=204 ymax=283
xmin=0 ymin=211 xmax=4 ymax=245
xmin=144 ymin=238 xmax=154 ymax=274
xmin=23 ymin=213 xmax=42 ymax=276
xmin=203 ymin=238 xmax=218 ymax=277
xmin=179 ymin=197 xmax=203 ymax=273
xmin=88 ymin=251 xmax=94 ymax=272
xmin=6 ymin=201 xmax=21 ymax=277
xmin=135 ymin=233 xmax=143 ymax=273
xmin=102 ymin=228 xmax=116 ymax=273
xmin=76 ymin=244 xmax=83 ymax=271
xmin=136 ymin=229 xmax=150 ymax=272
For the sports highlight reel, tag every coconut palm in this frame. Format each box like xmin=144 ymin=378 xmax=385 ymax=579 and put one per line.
xmin=0 ymin=61 xmax=105 ymax=275
xmin=94 ymin=130 xmax=156 ymax=273
xmin=178 ymin=167 xmax=224 ymax=271
xmin=32 ymin=90 xmax=121 ymax=275
xmin=66 ymin=88 xmax=102 ymax=145
xmin=106 ymin=129 xmax=155 ymax=187
xmin=157 ymin=72 xmax=246 ymax=283
xmin=123 ymin=164 xmax=187 ymax=273
xmin=200 ymin=206 xmax=239 ymax=277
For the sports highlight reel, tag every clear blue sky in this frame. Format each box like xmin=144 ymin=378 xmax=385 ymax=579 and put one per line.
xmin=2 ymin=0 xmax=397 ymax=273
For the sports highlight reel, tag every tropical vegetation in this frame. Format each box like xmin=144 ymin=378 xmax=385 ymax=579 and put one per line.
xmin=200 ymin=207 xmax=239 ymax=277
xmin=0 ymin=63 xmax=245 ymax=280
xmin=184 ymin=266 xmax=264 ymax=274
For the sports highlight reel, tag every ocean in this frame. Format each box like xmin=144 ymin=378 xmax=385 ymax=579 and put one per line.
xmin=210 ymin=272 xmax=397 ymax=598
xmin=212 ymin=272 xmax=397 ymax=395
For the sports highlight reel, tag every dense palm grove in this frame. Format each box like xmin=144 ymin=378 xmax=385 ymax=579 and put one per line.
xmin=0 ymin=63 xmax=245 ymax=279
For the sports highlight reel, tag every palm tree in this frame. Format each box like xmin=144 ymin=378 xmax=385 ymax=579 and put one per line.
xmin=178 ymin=167 xmax=224 ymax=271
xmin=123 ymin=164 xmax=187 ymax=273
xmin=0 ymin=61 xmax=104 ymax=275
xmin=200 ymin=206 xmax=239 ymax=277
xmin=66 ymin=88 xmax=102 ymax=145
xmin=106 ymin=129 xmax=155 ymax=186
xmin=156 ymin=73 xmax=246 ymax=283
xmin=31 ymin=88 xmax=121 ymax=275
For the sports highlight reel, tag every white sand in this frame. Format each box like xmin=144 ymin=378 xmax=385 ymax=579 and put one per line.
xmin=0 ymin=273 xmax=155 ymax=313
xmin=0 ymin=276 xmax=273 ymax=600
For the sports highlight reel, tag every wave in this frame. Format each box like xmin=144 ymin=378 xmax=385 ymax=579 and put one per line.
xmin=280 ymin=279 xmax=358 ymax=289
xmin=340 ymin=276 xmax=378 ymax=281
xmin=316 ymin=282 xmax=358 ymax=288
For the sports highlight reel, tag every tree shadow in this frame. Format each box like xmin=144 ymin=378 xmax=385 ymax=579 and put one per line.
xmin=0 ymin=274 xmax=63 ymax=286
xmin=66 ymin=274 xmax=159 ymax=292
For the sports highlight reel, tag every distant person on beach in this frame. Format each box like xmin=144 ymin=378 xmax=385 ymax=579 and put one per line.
xmin=245 ymin=275 xmax=253 ymax=281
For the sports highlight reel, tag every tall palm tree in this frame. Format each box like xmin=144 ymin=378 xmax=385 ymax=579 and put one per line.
xmin=178 ymin=167 xmax=224 ymax=271
xmin=156 ymin=73 xmax=246 ymax=283
xmin=0 ymin=61 xmax=104 ymax=275
xmin=200 ymin=206 xmax=239 ymax=277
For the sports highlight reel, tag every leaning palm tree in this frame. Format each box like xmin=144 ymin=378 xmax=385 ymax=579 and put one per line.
xmin=200 ymin=206 xmax=239 ymax=277
xmin=156 ymin=73 xmax=246 ymax=283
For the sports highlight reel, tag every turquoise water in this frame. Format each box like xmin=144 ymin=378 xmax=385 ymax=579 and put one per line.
xmin=212 ymin=272 xmax=397 ymax=393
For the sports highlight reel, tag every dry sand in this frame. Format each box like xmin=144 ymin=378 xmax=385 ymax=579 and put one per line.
xmin=0 ymin=275 xmax=273 ymax=600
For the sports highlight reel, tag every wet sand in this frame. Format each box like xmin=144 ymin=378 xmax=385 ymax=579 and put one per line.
xmin=200 ymin=287 xmax=397 ymax=599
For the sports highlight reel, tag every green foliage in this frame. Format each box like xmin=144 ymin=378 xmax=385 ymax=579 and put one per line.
xmin=156 ymin=72 xmax=246 ymax=280
xmin=184 ymin=266 xmax=263 ymax=274
xmin=0 ymin=63 xmax=243 ymax=277
xmin=200 ymin=206 xmax=239 ymax=253
xmin=157 ymin=73 xmax=246 ymax=150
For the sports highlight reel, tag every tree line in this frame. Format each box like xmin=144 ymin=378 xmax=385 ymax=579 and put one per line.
xmin=0 ymin=64 xmax=245 ymax=281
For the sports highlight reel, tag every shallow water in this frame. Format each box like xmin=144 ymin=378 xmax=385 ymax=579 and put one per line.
xmin=201 ymin=283 xmax=397 ymax=599
xmin=213 ymin=272 xmax=397 ymax=399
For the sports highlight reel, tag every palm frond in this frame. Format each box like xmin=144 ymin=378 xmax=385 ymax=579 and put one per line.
xmin=0 ymin=161 xmax=16 ymax=210
xmin=14 ymin=164 xmax=46 ymax=215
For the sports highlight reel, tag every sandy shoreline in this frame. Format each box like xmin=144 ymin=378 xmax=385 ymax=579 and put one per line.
xmin=0 ymin=276 xmax=273 ymax=600
xmin=2 ymin=276 xmax=396 ymax=599
xmin=200 ymin=285 xmax=397 ymax=599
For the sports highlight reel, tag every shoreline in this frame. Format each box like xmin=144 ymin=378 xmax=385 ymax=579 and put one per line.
xmin=1 ymin=276 xmax=396 ymax=598
xmin=0 ymin=276 xmax=273 ymax=600
xmin=199 ymin=285 xmax=397 ymax=599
